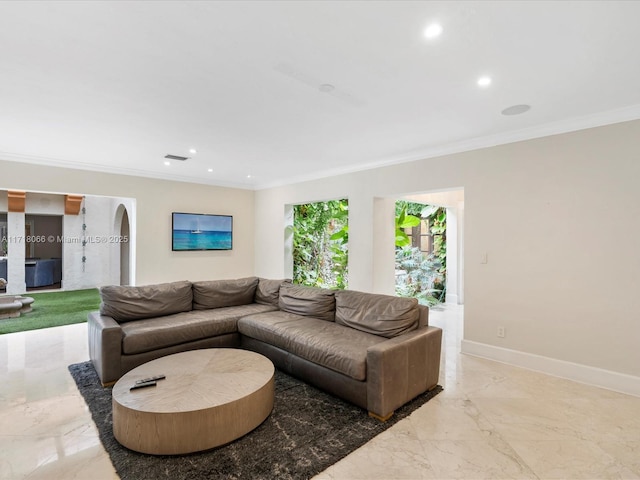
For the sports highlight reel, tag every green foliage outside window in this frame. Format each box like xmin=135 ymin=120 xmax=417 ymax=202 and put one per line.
xmin=292 ymin=199 xmax=348 ymax=289
xmin=395 ymin=200 xmax=447 ymax=305
xmin=395 ymin=247 xmax=444 ymax=305
xmin=395 ymin=204 xmax=421 ymax=247
xmin=291 ymin=198 xmax=446 ymax=304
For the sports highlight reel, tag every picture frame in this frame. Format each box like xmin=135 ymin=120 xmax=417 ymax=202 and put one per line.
xmin=171 ymin=212 xmax=233 ymax=251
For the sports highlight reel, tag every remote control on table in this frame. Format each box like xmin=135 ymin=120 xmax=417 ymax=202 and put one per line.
xmin=130 ymin=380 xmax=157 ymax=390
xmin=135 ymin=374 xmax=166 ymax=385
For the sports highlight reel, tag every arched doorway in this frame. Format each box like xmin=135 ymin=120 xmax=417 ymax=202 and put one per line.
xmin=120 ymin=208 xmax=130 ymax=285
xmin=113 ymin=204 xmax=132 ymax=286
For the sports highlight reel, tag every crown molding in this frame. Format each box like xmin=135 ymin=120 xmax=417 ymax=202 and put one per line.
xmin=0 ymin=151 xmax=254 ymax=190
xmin=255 ymin=104 xmax=640 ymax=190
xmin=3 ymin=104 xmax=640 ymax=192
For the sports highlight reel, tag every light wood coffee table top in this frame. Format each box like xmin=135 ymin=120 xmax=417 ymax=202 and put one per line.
xmin=112 ymin=348 xmax=274 ymax=455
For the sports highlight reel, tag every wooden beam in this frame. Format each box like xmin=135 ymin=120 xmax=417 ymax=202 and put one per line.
xmin=7 ymin=190 xmax=26 ymax=213
xmin=65 ymin=195 xmax=84 ymax=215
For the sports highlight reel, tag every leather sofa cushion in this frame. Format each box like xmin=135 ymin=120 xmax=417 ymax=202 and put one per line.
xmin=334 ymin=290 xmax=419 ymax=338
xmin=238 ymin=311 xmax=385 ymax=380
xmin=255 ymin=278 xmax=291 ymax=306
xmin=100 ymin=281 xmax=192 ymax=322
xmin=192 ymin=277 xmax=259 ymax=310
xmin=121 ymin=303 xmax=277 ymax=354
xmin=278 ymin=284 xmax=336 ymax=322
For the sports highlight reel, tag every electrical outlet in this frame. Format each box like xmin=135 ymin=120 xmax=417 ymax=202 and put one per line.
xmin=497 ymin=326 xmax=505 ymax=338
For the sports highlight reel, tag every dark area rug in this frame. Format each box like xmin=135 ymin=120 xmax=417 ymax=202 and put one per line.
xmin=69 ymin=361 xmax=442 ymax=480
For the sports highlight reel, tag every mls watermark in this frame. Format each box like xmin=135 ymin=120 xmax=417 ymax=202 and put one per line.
xmin=1 ymin=235 xmax=129 ymax=244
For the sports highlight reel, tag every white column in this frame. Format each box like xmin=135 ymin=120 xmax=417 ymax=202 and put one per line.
xmin=372 ymin=197 xmax=396 ymax=295
xmin=457 ymin=200 xmax=465 ymax=304
xmin=283 ymin=204 xmax=294 ymax=280
xmin=445 ymin=207 xmax=459 ymax=304
xmin=7 ymin=211 xmax=26 ymax=294
xmin=346 ymin=193 xmax=374 ymax=292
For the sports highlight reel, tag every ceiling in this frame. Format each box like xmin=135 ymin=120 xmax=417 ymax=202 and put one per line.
xmin=1 ymin=1 xmax=640 ymax=190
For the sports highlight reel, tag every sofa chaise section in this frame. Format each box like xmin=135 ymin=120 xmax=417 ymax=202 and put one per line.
xmin=238 ymin=310 xmax=386 ymax=381
xmin=239 ymin=284 xmax=442 ymax=420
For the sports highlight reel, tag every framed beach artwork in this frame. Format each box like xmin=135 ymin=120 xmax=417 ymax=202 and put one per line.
xmin=171 ymin=212 xmax=233 ymax=251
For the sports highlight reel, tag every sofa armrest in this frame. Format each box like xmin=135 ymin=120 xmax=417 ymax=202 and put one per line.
xmin=87 ymin=311 xmax=123 ymax=386
xmin=366 ymin=325 xmax=442 ymax=419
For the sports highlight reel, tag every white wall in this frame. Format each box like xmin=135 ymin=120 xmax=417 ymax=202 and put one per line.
xmin=255 ymin=119 xmax=640 ymax=390
xmin=60 ymin=195 xmax=124 ymax=290
xmin=0 ymin=161 xmax=255 ymax=286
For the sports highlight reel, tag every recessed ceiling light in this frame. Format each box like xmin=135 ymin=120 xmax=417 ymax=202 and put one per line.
xmin=501 ymin=104 xmax=531 ymax=116
xmin=207 ymin=168 xmax=213 ymax=172
xmin=477 ymin=76 xmax=492 ymax=87
xmin=247 ymin=174 xmax=252 ymax=179
xmin=424 ymin=23 xmax=443 ymax=39
xmin=164 ymin=161 xmax=171 ymax=166
xmin=189 ymin=148 xmax=197 ymax=154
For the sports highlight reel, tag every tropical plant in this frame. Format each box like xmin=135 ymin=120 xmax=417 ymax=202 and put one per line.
xmin=424 ymin=205 xmax=447 ymax=280
xmin=395 ymin=246 xmax=444 ymax=305
xmin=395 ymin=205 xmax=421 ymax=247
xmin=394 ymin=200 xmax=447 ymax=305
xmin=292 ymin=199 xmax=348 ymax=289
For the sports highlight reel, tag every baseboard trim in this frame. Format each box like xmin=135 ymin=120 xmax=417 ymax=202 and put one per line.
xmin=461 ymin=339 xmax=640 ymax=398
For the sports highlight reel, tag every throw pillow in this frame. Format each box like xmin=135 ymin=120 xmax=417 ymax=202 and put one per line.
xmin=334 ymin=290 xmax=419 ymax=338
xmin=100 ymin=280 xmax=193 ymax=322
xmin=192 ymin=276 xmax=259 ymax=309
xmin=278 ymin=284 xmax=336 ymax=322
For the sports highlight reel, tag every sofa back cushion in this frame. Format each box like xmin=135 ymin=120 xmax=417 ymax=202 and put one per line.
xmin=192 ymin=276 xmax=259 ymax=310
xmin=334 ymin=290 xmax=419 ymax=338
xmin=100 ymin=280 xmax=193 ymax=322
xmin=254 ymin=278 xmax=291 ymax=307
xmin=278 ymin=284 xmax=336 ymax=322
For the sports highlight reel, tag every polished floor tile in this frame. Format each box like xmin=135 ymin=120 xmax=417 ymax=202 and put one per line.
xmin=1 ymin=304 xmax=640 ymax=479
xmin=0 ymin=324 xmax=117 ymax=480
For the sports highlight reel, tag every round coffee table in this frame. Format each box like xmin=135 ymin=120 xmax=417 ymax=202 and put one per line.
xmin=112 ymin=348 xmax=274 ymax=455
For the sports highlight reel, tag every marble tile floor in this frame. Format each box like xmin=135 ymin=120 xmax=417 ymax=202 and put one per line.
xmin=1 ymin=304 xmax=639 ymax=479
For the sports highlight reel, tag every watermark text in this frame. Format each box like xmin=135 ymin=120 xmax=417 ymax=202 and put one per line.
xmin=2 ymin=235 xmax=128 ymax=244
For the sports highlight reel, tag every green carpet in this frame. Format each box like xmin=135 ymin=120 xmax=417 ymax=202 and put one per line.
xmin=0 ymin=288 xmax=100 ymax=335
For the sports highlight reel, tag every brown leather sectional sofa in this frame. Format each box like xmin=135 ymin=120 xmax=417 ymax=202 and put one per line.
xmin=88 ymin=277 xmax=442 ymax=419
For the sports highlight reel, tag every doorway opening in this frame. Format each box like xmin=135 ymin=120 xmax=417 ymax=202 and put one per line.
xmin=396 ymin=189 xmax=464 ymax=306
xmin=395 ymin=201 xmax=446 ymax=305
xmin=25 ymin=214 xmax=63 ymax=291
xmin=119 ymin=208 xmax=131 ymax=286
